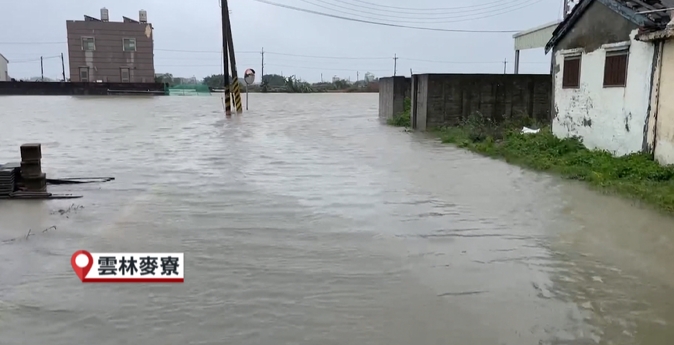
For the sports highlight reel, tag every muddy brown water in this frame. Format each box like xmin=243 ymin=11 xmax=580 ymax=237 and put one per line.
xmin=0 ymin=94 xmax=673 ymax=344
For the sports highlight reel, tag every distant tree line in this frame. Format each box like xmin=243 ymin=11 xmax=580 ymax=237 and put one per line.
xmin=155 ymin=72 xmax=379 ymax=93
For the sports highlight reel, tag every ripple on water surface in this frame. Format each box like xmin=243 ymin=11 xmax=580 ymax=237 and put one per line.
xmin=1 ymin=95 xmax=674 ymax=344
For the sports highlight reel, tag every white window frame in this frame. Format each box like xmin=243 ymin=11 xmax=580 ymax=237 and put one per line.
xmin=122 ymin=38 xmax=136 ymax=52
xmin=81 ymin=37 xmax=95 ymax=51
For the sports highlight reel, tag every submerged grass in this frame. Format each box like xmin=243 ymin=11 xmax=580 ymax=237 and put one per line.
xmin=433 ymin=114 xmax=674 ymax=214
xmin=386 ymin=100 xmax=674 ymax=213
xmin=387 ymin=98 xmax=411 ymax=127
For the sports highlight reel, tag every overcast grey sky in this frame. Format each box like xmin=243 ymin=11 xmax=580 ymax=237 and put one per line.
xmin=0 ymin=0 xmax=562 ymax=82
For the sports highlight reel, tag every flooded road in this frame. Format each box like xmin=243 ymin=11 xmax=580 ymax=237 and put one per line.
xmin=0 ymin=93 xmax=673 ymax=344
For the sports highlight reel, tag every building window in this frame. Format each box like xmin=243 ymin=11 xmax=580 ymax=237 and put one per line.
xmin=604 ymin=49 xmax=629 ymax=87
xmin=79 ymin=67 xmax=89 ymax=82
xmin=81 ymin=37 xmax=95 ymax=51
xmin=120 ymin=68 xmax=130 ymax=82
xmin=562 ymin=55 xmax=581 ymax=89
xmin=123 ymin=38 xmax=136 ymax=52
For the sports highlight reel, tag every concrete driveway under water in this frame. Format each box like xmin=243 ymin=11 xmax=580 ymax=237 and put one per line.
xmin=0 ymin=94 xmax=673 ymax=344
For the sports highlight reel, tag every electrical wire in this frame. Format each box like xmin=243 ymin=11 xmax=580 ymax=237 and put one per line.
xmin=340 ymin=0 xmax=526 ymax=11
xmin=264 ymin=51 xmax=389 ymax=60
xmin=0 ymin=41 xmax=65 ymax=45
xmin=7 ymin=49 xmax=550 ymax=66
xmin=295 ymin=0 xmax=543 ymax=22
xmin=155 ymin=63 xmax=390 ymax=72
xmin=249 ymin=0 xmax=523 ymax=33
xmin=325 ymin=0 xmax=532 ymax=14
xmin=10 ymin=55 xmax=61 ymax=63
xmin=400 ymin=57 xmax=549 ymax=64
xmin=155 ymin=48 xmax=259 ymax=54
xmin=155 ymin=49 xmax=392 ymax=60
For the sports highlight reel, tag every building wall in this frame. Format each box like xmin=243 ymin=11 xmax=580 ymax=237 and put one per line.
xmin=411 ymin=74 xmax=429 ymax=130
xmin=66 ymin=20 xmax=154 ymax=82
xmin=0 ymin=81 xmax=167 ymax=96
xmin=513 ymin=21 xmax=559 ymax=51
xmin=0 ymin=56 xmax=8 ymax=82
xmin=550 ymin=0 xmax=655 ymax=156
xmin=378 ymin=76 xmax=410 ymax=123
xmin=552 ymin=29 xmax=654 ymax=156
xmin=412 ymin=73 xmax=551 ymax=129
xmin=654 ymin=39 xmax=674 ymax=165
xmin=554 ymin=1 xmax=638 ymax=52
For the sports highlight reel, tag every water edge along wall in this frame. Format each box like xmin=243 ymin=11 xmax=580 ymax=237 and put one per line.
xmin=407 ymin=74 xmax=552 ymax=130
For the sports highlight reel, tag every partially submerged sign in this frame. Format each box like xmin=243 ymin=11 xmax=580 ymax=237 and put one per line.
xmin=244 ymin=69 xmax=255 ymax=84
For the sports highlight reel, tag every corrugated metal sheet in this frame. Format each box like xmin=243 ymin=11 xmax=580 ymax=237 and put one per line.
xmin=513 ymin=21 xmax=560 ymax=50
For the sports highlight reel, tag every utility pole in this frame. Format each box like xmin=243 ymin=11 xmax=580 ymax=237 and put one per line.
xmin=220 ymin=0 xmax=231 ymax=116
xmin=393 ymin=54 xmax=398 ymax=76
xmin=60 ymin=53 xmax=66 ymax=81
xmin=40 ymin=56 xmax=44 ymax=81
xmin=261 ymin=47 xmax=265 ymax=81
xmin=503 ymin=59 xmax=507 ymax=74
xmin=356 ymin=71 xmax=359 ymax=82
xmin=223 ymin=0 xmax=243 ymax=114
xmin=321 ymin=73 xmax=323 ymax=82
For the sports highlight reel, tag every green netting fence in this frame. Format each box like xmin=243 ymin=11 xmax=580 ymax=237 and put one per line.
xmin=167 ymin=84 xmax=212 ymax=96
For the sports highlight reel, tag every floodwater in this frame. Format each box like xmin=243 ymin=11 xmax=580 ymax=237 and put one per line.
xmin=0 ymin=94 xmax=673 ymax=344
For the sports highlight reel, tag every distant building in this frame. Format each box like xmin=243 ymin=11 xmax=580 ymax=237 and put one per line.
xmin=0 ymin=53 xmax=8 ymax=81
xmin=66 ymin=8 xmax=155 ymax=83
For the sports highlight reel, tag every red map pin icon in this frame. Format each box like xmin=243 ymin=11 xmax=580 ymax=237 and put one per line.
xmin=71 ymin=250 xmax=93 ymax=281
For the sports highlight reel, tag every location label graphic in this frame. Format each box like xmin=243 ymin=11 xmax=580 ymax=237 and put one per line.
xmin=71 ymin=250 xmax=185 ymax=283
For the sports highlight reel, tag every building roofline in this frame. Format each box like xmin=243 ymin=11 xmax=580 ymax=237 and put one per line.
xmin=544 ymin=0 xmax=657 ymax=53
xmin=512 ymin=20 xmax=562 ymax=38
xmin=0 ymin=53 xmax=7 ymax=63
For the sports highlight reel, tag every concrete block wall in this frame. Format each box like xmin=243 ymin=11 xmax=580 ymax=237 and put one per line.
xmin=378 ymin=76 xmax=411 ymax=122
xmin=412 ymin=74 xmax=551 ymax=129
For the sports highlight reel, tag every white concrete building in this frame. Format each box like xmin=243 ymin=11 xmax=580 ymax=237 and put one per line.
xmin=545 ymin=0 xmax=674 ymax=165
xmin=512 ymin=20 xmax=560 ymax=74
xmin=0 ymin=53 xmax=8 ymax=81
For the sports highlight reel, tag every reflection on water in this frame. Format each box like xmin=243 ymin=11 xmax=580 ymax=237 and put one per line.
xmin=0 ymin=94 xmax=673 ymax=344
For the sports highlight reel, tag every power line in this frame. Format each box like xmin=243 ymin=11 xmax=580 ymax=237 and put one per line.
xmin=295 ymin=0 xmax=543 ymax=23
xmin=249 ymin=0 xmax=523 ymax=33
xmin=400 ymin=57 xmax=549 ymax=64
xmin=342 ymin=0 xmax=524 ymax=11
xmin=263 ymin=51 xmax=389 ymax=60
xmin=155 ymin=48 xmax=259 ymax=54
xmin=0 ymin=41 xmax=65 ymax=45
xmin=10 ymin=55 xmax=61 ymax=63
xmin=155 ymin=62 xmax=389 ymax=72
xmin=155 ymin=48 xmax=391 ymax=60
xmin=326 ymin=0 xmax=533 ymax=13
xmin=6 ymin=48 xmax=549 ymax=66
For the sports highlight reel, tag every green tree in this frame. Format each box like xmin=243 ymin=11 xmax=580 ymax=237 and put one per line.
xmin=284 ymin=75 xmax=313 ymax=93
xmin=155 ymin=73 xmax=174 ymax=85
xmin=332 ymin=78 xmax=351 ymax=90
xmin=202 ymin=74 xmax=226 ymax=88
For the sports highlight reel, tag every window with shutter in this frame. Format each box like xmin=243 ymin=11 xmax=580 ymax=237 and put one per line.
xmin=603 ymin=49 xmax=629 ymax=87
xmin=79 ymin=67 xmax=89 ymax=82
xmin=120 ymin=68 xmax=130 ymax=82
xmin=562 ymin=55 xmax=581 ymax=89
